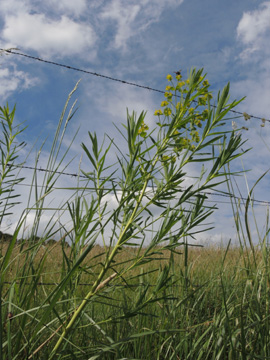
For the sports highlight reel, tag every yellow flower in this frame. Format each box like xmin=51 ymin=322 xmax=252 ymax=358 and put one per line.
xmin=195 ymin=119 xmax=202 ymax=128
xmin=164 ymin=107 xmax=172 ymax=116
xmin=165 ymin=85 xmax=173 ymax=91
xmin=177 ymin=81 xmax=185 ymax=88
xmin=176 ymin=81 xmax=186 ymax=91
xmin=140 ymin=122 xmax=149 ymax=131
xmin=178 ymin=137 xmax=190 ymax=148
xmin=154 ymin=109 xmax=163 ymax=116
xmin=164 ymin=92 xmax=173 ymax=99
xmin=161 ymin=101 xmax=169 ymax=107
xmin=198 ymin=97 xmax=207 ymax=106
xmin=185 ymin=79 xmax=190 ymax=85
xmin=176 ymin=74 xmax=182 ymax=80
xmin=203 ymin=93 xmax=209 ymax=100
xmin=202 ymin=109 xmax=209 ymax=116
xmin=166 ymin=74 xmax=173 ymax=81
xmin=203 ymin=80 xmax=209 ymax=87
xmin=138 ymin=122 xmax=149 ymax=137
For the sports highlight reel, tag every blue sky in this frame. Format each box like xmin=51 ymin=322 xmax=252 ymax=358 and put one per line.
xmin=0 ymin=0 xmax=270 ymax=245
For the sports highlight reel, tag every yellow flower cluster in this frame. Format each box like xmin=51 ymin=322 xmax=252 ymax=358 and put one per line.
xmin=161 ymin=101 xmax=169 ymax=107
xmin=176 ymin=81 xmax=185 ymax=90
xmin=154 ymin=109 xmax=163 ymax=116
xmin=163 ymin=108 xmax=172 ymax=116
xmin=162 ymin=154 xmax=177 ymax=163
xmin=155 ymin=69 xmax=213 ymax=154
xmin=138 ymin=121 xmax=149 ymax=138
xmin=164 ymin=92 xmax=173 ymax=99
xmin=203 ymin=79 xmax=209 ymax=87
xmin=176 ymin=102 xmax=182 ymax=110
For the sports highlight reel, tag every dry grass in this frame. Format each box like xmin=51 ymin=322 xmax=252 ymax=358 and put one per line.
xmin=0 ymin=240 xmax=258 ymax=285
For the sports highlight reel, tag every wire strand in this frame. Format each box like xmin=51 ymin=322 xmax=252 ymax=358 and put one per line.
xmin=2 ymin=49 xmax=269 ymax=123
xmin=6 ymin=163 xmax=270 ymax=207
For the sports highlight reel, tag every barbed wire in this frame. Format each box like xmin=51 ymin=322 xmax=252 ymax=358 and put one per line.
xmin=11 ymin=182 xmax=270 ymax=207
xmin=5 ymin=162 xmax=270 ymax=207
xmin=8 ymin=163 xmax=88 ymax=179
xmin=1 ymin=49 xmax=269 ymax=124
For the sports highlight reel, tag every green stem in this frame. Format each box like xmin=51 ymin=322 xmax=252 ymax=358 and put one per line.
xmin=50 ymin=117 xmax=180 ymax=356
xmin=50 ymin=178 xmax=149 ymax=357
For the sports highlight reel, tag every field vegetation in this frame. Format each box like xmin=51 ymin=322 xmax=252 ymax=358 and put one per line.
xmin=1 ymin=68 xmax=270 ymax=359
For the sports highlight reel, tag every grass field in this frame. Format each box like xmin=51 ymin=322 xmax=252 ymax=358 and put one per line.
xmin=1 ymin=240 xmax=270 ymax=359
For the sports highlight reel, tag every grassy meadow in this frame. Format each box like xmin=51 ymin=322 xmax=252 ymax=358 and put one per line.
xmin=1 ymin=240 xmax=270 ymax=359
xmin=1 ymin=69 xmax=270 ymax=359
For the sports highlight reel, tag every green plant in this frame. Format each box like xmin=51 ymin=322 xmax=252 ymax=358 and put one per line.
xmin=1 ymin=68 xmax=252 ymax=359
xmin=49 ymin=68 xmax=246 ymax=358
xmin=0 ymin=104 xmax=26 ymax=226
xmin=0 ymin=103 xmax=26 ymax=358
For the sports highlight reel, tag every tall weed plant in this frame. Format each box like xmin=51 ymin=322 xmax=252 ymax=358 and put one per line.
xmin=1 ymin=68 xmax=261 ymax=359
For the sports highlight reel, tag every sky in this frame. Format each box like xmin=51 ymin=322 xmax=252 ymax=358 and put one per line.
xmin=0 ymin=0 xmax=270 ymax=246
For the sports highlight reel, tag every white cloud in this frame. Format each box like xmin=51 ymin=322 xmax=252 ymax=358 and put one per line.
xmin=0 ymin=0 xmax=87 ymax=18
xmin=237 ymin=1 xmax=270 ymax=61
xmin=0 ymin=0 xmax=96 ymax=99
xmin=2 ymin=13 xmax=96 ymax=58
xmin=0 ymin=0 xmax=30 ymax=14
xmin=237 ymin=2 xmax=270 ymax=44
xmin=45 ymin=0 xmax=87 ymax=17
xmin=83 ymin=79 xmax=156 ymax=127
xmin=100 ymin=0 xmax=184 ymax=50
xmin=233 ymin=77 xmax=270 ymax=119
xmin=0 ymin=64 xmax=39 ymax=100
xmin=233 ymin=2 xmax=270 ymax=130
xmin=100 ymin=1 xmax=140 ymax=50
xmin=0 ymin=0 xmax=184 ymax=58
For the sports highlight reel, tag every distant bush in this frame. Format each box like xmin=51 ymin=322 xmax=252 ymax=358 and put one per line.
xmin=0 ymin=231 xmax=13 ymax=243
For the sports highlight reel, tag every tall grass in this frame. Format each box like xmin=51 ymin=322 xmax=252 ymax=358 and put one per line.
xmin=1 ymin=68 xmax=269 ymax=359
